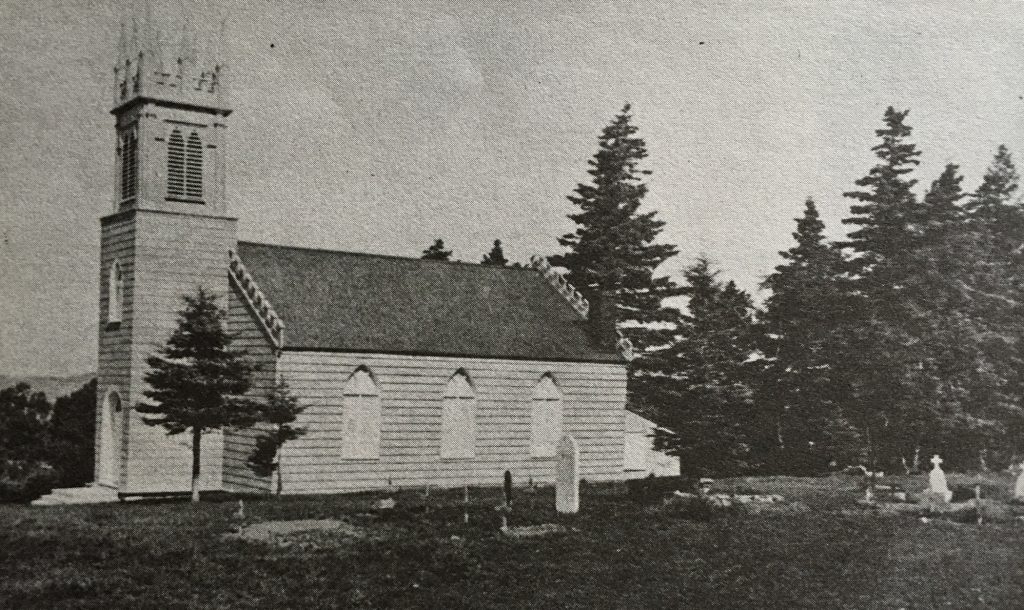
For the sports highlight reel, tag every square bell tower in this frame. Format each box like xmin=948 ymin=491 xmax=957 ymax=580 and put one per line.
xmin=96 ymin=10 xmax=238 ymax=495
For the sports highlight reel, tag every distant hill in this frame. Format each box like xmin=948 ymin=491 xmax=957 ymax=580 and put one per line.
xmin=0 ymin=372 xmax=96 ymax=401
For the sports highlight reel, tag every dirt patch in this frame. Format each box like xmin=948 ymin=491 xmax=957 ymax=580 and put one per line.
xmin=224 ymin=519 xmax=371 ymax=548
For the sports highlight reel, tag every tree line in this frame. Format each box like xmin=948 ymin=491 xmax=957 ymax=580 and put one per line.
xmin=0 ymin=379 xmax=97 ymax=501
xmin=5 ymin=103 xmax=1020 ymax=501
xmin=555 ymin=104 xmax=1024 ymax=479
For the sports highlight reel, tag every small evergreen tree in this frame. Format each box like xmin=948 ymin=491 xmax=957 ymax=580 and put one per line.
xmin=138 ymin=288 xmax=263 ymax=502
xmin=248 ymin=380 xmax=305 ymax=495
xmin=422 ymin=239 xmax=453 ymax=261
xmin=481 ymin=239 xmax=509 ymax=266
xmin=649 ymin=258 xmax=756 ymax=480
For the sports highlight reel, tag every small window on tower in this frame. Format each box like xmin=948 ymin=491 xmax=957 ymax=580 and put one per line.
xmin=108 ymin=260 xmax=123 ymax=325
xmin=119 ymin=127 xmax=137 ymax=202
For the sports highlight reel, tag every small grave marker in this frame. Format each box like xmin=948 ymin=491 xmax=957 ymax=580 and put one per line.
xmin=928 ymin=454 xmax=953 ymax=503
xmin=556 ymin=434 xmax=580 ymax=514
xmin=504 ymin=470 xmax=513 ymax=507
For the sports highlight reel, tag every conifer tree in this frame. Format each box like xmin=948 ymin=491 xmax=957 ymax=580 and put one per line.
xmin=549 ymin=104 xmax=682 ymax=354
xmin=248 ymin=380 xmax=305 ymax=495
xmin=481 ymin=239 xmax=509 ymax=266
xmin=422 ymin=239 xmax=453 ymax=261
xmin=757 ymin=199 xmax=859 ymax=472
xmin=962 ymin=148 xmax=1024 ymax=465
xmin=139 ymin=289 xmax=263 ymax=502
xmin=836 ymin=107 xmax=928 ymax=469
xmin=549 ymin=104 xmax=682 ymax=428
xmin=650 ymin=258 xmax=756 ymax=479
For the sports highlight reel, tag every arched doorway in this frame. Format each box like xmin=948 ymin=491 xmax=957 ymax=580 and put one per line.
xmin=100 ymin=390 xmax=124 ymax=486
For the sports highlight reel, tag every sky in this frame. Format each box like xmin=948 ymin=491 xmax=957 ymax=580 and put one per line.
xmin=1 ymin=0 xmax=1023 ymax=376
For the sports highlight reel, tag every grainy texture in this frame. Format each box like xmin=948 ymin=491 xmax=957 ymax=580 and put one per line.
xmin=220 ymin=350 xmax=627 ymax=493
xmin=236 ymin=241 xmax=622 ymax=362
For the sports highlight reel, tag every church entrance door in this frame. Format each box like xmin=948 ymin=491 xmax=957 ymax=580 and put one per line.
xmin=99 ymin=391 xmax=123 ymax=487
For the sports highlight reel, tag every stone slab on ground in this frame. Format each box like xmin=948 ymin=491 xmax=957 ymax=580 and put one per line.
xmin=31 ymin=485 xmax=119 ymax=506
xmin=501 ymin=523 xmax=568 ymax=539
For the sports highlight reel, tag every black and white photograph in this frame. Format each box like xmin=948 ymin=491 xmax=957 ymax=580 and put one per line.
xmin=2 ymin=1 xmax=1024 ymax=607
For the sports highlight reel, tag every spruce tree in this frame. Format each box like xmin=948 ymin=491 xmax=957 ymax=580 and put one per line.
xmin=481 ymin=239 xmax=509 ymax=266
xmin=836 ymin=107 xmax=927 ymax=470
xmin=962 ymin=148 xmax=1024 ymax=465
xmin=758 ymin=199 xmax=859 ymax=472
xmin=649 ymin=258 xmax=756 ymax=479
xmin=248 ymin=380 xmax=305 ymax=496
xmin=549 ymin=104 xmax=682 ymax=353
xmin=139 ymin=289 xmax=263 ymax=502
xmin=549 ymin=104 xmax=682 ymax=427
xmin=422 ymin=239 xmax=453 ymax=261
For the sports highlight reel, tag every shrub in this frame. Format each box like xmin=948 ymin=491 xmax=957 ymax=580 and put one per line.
xmin=627 ymin=475 xmax=688 ymax=504
xmin=0 ymin=460 xmax=59 ymax=503
xmin=658 ymin=493 xmax=720 ymax=521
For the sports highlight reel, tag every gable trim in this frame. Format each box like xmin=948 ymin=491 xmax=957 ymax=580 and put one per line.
xmin=228 ymin=249 xmax=285 ymax=349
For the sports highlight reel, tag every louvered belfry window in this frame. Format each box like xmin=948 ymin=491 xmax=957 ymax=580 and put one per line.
xmin=119 ymin=127 xmax=137 ymax=201
xmin=185 ymin=132 xmax=203 ymax=199
xmin=167 ymin=129 xmax=186 ymax=198
xmin=167 ymin=129 xmax=204 ymax=201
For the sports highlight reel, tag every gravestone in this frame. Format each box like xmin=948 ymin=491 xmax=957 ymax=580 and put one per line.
xmin=1015 ymin=461 xmax=1024 ymax=500
xmin=556 ymin=434 xmax=580 ymax=514
xmin=928 ymin=454 xmax=953 ymax=503
xmin=504 ymin=470 xmax=513 ymax=507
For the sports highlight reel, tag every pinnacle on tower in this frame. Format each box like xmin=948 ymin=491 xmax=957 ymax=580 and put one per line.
xmin=112 ymin=0 xmax=229 ymax=115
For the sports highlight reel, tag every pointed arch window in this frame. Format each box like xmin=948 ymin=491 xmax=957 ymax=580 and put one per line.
xmin=167 ymin=129 xmax=204 ymax=202
xmin=441 ymin=371 xmax=476 ymax=459
xmin=341 ymin=368 xmax=381 ymax=459
xmin=531 ymin=375 xmax=563 ymax=457
xmin=119 ymin=126 xmax=137 ymax=202
xmin=108 ymin=260 xmax=123 ymax=324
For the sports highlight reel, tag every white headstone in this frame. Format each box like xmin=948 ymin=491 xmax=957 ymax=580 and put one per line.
xmin=555 ymin=434 xmax=579 ymax=514
xmin=1014 ymin=462 xmax=1024 ymax=500
xmin=928 ymin=454 xmax=952 ymax=502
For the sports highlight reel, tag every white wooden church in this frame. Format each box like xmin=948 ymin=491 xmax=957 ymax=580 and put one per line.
xmin=92 ymin=15 xmax=670 ymax=497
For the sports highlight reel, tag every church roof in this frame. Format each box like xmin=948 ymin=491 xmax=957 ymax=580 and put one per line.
xmin=235 ymin=242 xmax=623 ymax=363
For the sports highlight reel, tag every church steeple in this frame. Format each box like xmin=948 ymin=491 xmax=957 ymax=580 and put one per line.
xmin=109 ymin=3 xmax=231 ymax=216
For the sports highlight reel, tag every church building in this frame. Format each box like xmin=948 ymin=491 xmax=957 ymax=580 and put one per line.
xmin=94 ymin=17 xmax=634 ymax=496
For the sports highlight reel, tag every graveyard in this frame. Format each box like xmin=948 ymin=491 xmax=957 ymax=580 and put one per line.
xmin=4 ymin=470 xmax=1024 ymax=608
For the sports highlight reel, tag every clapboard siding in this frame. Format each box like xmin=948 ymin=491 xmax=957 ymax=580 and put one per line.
xmin=96 ymin=214 xmax=136 ymax=486
xmin=274 ymin=350 xmax=627 ymax=494
xmin=220 ymin=279 xmax=278 ymax=493
xmin=113 ymin=210 xmax=237 ymax=495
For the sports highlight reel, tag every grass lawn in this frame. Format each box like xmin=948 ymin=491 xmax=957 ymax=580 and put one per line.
xmin=3 ymin=474 xmax=1024 ymax=608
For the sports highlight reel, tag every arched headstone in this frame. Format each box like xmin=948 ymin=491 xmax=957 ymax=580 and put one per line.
xmin=556 ymin=434 xmax=579 ymax=514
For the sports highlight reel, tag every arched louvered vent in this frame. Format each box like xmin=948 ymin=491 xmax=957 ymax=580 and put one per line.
xmin=120 ymin=127 xmax=137 ymax=201
xmin=167 ymin=129 xmax=186 ymax=198
xmin=185 ymin=132 xmax=203 ymax=200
